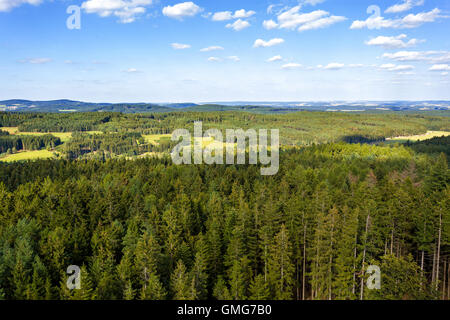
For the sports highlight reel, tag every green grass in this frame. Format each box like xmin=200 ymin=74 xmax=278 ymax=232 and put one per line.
xmin=0 ymin=150 xmax=57 ymax=162
xmin=142 ymin=134 xmax=172 ymax=145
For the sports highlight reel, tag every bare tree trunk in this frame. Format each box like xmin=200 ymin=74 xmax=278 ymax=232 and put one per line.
xmin=390 ymin=225 xmax=394 ymax=255
xmin=296 ymin=258 xmax=300 ymax=300
xmin=360 ymin=213 xmax=370 ymax=300
xmin=447 ymin=258 xmax=450 ymax=300
xmin=328 ymin=214 xmax=335 ymax=301
xmin=420 ymin=250 xmax=425 ymax=288
xmin=302 ymin=223 xmax=307 ymax=300
xmin=432 ymin=244 xmax=436 ymax=285
xmin=436 ymin=211 xmax=442 ymax=291
xmin=443 ymin=259 xmax=447 ymax=300
xmin=352 ymin=234 xmax=358 ymax=296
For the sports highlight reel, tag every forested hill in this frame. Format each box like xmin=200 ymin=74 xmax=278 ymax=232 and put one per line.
xmin=1 ymin=99 xmax=450 ymax=113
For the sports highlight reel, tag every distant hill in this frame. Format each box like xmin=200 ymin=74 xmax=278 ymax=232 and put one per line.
xmin=0 ymin=99 xmax=449 ymax=114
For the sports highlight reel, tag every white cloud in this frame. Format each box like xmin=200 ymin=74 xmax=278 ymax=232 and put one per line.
xmin=348 ymin=64 xmax=365 ymax=68
xmin=303 ymin=0 xmax=326 ymax=5
xmin=381 ymin=51 xmax=450 ymax=63
xmin=18 ymin=57 xmax=52 ymax=64
xmin=171 ymin=43 xmax=191 ymax=49
xmin=282 ymin=63 xmax=302 ymax=69
xmin=0 ymin=0 xmax=42 ymax=12
xmin=200 ymin=46 xmax=224 ymax=52
xmin=324 ymin=62 xmax=344 ymax=70
xmin=382 ymin=51 xmax=431 ymax=61
xmin=274 ymin=6 xmax=346 ymax=32
xmin=263 ymin=19 xmax=278 ymax=30
xmin=253 ymin=38 xmax=285 ymax=48
xmin=208 ymin=57 xmax=221 ymax=62
xmin=212 ymin=9 xmax=255 ymax=21
xmin=226 ymin=19 xmax=250 ymax=31
xmin=379 ymin=63 xmax=415 ymax=71
xmin=227 ymin=56 xmax=240 ymax=62
xmin=366 ymin=34 xmax=424 ymax=49
xmin=81 ymin=0 xmax=153 ymax=23
xmin=162 ymin=1 xmax=201 ymax=20
xmin=441 ymin=72 xmax=449 ymax=76
xmin=267 ymin=55 xmax=283 ymax=62
xmin=212 ymin=11 xmax=233 ymax=21
xmin=123 ymin=68 xmax=140 ymax=73
xmin=429 ymin=64 xmax=450 ymax=71
xmin=385 ymin=0 xmax=424 ymax=14
xmin=233 ymin=9 xmax=255 ymax=19
xmin=298 ymin=15 xmax=347 ymax=31
xmin=350 ymin=8 xmax=445 ymax=30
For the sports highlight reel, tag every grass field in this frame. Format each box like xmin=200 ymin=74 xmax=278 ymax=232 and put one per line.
xmin=386 ymin=131 xmax=450 ymax=143
xmin=0 ymin=127 xmax=105 ymax=143
xmin=1 ymin=127 xmax=73 ymax=142
xmin=0 ymin=150 xmax=57 ymax=162
xmin=142 ymin=134 xmax=172 ymax=145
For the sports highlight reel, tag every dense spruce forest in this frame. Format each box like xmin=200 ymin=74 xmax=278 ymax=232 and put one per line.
xmin=0 ymin=110 xmax=448 ymax=300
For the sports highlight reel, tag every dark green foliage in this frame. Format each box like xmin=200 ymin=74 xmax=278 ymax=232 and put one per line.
xmin=0 ymin=141 xmax=448 ymax=300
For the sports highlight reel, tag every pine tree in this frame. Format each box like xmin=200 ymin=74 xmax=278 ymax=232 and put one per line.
xmin=171 ymin=260 xmax=195 ymax=300
xmin=268 ymin=225 xmax=294 ymax=300
xmin=249 ymin=274 xmax=270 ymax=300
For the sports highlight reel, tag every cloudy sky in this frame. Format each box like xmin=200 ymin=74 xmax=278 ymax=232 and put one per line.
xmin=1 ymin=0 xmax=450 ymax=102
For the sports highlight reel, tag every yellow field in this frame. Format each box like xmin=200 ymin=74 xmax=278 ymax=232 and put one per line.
xmin=0 ymin=150 xmax=57 ymax=162
xmin=1 ymin=127 xmax=19 ymax=134
xmin=142 ymin=134 xmax=172 ymax=145
xmin=1 ymin=127 xmax=73 ymax=142
xmin=386 ymin=131 xmax=450 ymax=142
xmin=84 ymin=131 xmax=104 ymax=135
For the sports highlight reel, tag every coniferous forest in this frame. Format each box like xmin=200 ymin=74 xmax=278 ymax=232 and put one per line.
xmin=0 ymin=111 xmax=449 ymax=300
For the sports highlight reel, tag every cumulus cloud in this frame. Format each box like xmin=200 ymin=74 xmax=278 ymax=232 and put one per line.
xmin=281 ymin=63 xmax=302 ymax=69
xmin=212 ymin=11 xmax=233 ymax=21
xmin=227 ymin=56 xmax=240 ymax=62
xmin=350 ymin=8 xmax=445 ymax=30
xmin=0 ymin=0 xmax=42 ymax=12
xmin=123 ymin=68 xmax=140 ymax=73
xmin=366 ymin=34 xmax=424 ymax=49
xmin=200 ymin=46 xmax=224 ymax=52
xmin=171 ymin=43 xmax=191 ymax=49
xmin=253 ymin=38 xmax=285 ymax=48
xmin=385 ymin=0 xmax=424 ymax=14
xmin=382 ymin=51 xmax=450 ymax=63
xmin=267 ymin=55 xmax=283 ymax=62
xmin=81 ymin=0 xmax=153 ymax=23
xmin=211 ymin=9 xmax=255 ymax=21
xmin=379 ymin=63 xmax=415 ymax=71
xmin=298 ymin=15 xmax=347 ymax=31
xmin=208 ymin=57 xmax=221 ymax=62
xmin=18 ymin=57 xmax=52 ymax=64
xmin=226 ymin=19 xmax=250 ymax=31
xmin=429 ymin=64 xmax=450 ymax=71
xmin=263 ymin=19 xmax=278 ymax=30
xmin=323 ymin=62 xmax=344 ymax=70
xmin=269 ymin=6 xmax=346 ymax=32
xmin=233 ymin=9 xmax=255 ymax=19
xmin=162 ymin=1 xmax=202 ymax=20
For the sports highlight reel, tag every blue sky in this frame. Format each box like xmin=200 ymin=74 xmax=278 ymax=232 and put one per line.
xmin=1 ymin=0 xmax=450 ymax=102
